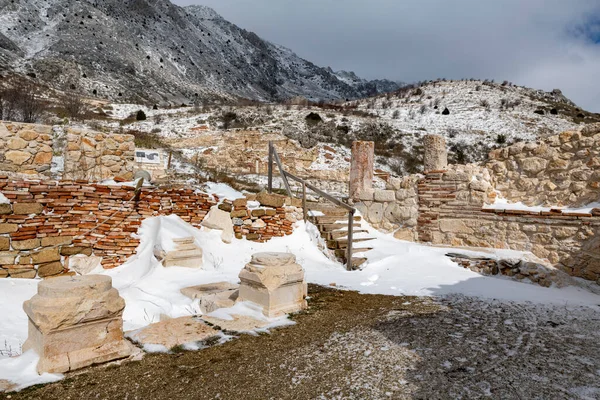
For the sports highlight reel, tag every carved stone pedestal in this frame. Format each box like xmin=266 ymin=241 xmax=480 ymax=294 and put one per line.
xmin=238 ymin=252 xmax=307 ymax=317
xmin=23 ymin=275 xmax=132 ymax=374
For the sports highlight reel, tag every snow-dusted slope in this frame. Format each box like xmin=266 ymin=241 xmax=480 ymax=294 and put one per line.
xmin=0 ymin=0 xmax=401 ymax=103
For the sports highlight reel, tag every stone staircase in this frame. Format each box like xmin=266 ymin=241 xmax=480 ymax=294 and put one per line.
xmin=307 ymin=204 xmax=374 ymax=270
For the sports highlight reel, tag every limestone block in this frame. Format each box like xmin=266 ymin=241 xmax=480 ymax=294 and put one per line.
xmin=68 ymin=255 xmax=102 ymax=275
xmin=423 ymin=135 xmax=448 ymax=172
xmin=181 ymin=282 xmax=240 ymax=314
xmin=13 ymin=202 xmax=43 ymax=215
xmin=5 ymin=150 xmax=32 ymax=165
xmin=384 ymin=203 xmax=413 ymax=223
xmin=22 ymin=275 xmax=132 ymax=373
xmin=127 ymin=316 xmax=219 ymax=350
xmin=439 ymin=219 xmax=474 ymax=234
xmin=349 ymin=141 xmax=374 ymax=201
xmin=7 ymin=137 xmax=28 ymax=150
xmin=373 ymin=189 xmax=395 ymax=202
xmin=256 ymin=191 xmax=286 ymax=208
xmin=201 ymin=206 xmax=234 ymax=244
xmin=12 ymin=238 xmax=40 ymax=250
xmin=162 ymin=237 xmax=203 ymax=268
xmin=41 ymin=236 xmax=73 ymax=247
xmin=519 ymin=157 xmax=547 ymax=174
xmin=0 ymin=223 xmax=18 ymax=234
xmin=238 ymin=252 xmax=307 ymax=317
xmin=0 ymin=251 xmax=18 ymax=264
xmin=394 ymin=228 xmax=417 ymax=242
xmin=31 ymin=248 xmax=61 ymax=264
xmin=357 ymin=188 xmax=375 ymax=201
xmin=368 ymin=202 xmax=384 ymax=224
xmin=0 ymin=237 xmax=8 ymax=251
xmin=37 ymin=261 xmax=64 ymax=278
xmin=18 ymin=130 xmax=39 ymax=141
xmin=202 ymin=314 xmax=271 ymax=332
xmin=0 ymin=204 xmax=11 ymax=214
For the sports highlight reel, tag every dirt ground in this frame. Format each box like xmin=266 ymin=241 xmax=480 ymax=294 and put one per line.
xmin=3 ymin=285 xmax=600 ymax=400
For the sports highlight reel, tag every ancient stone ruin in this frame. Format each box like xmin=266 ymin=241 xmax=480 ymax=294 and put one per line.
xmin=238 ymin=252 xmax=308 ymax=317
xmin=22 ymin=275 xmax=133 ymax=374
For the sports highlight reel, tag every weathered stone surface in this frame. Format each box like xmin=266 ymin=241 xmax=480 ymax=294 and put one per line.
xmin=230 ymin=210 xmax=247 ymax=218
xmin=128 ymin=316 xmax=219 ymax=350
xmin=13 ymin=202 xmax=43 ymax=215
xmin=0 ymin=223 xmax=18 ymax=234
xmin=0 ymin=204 xmax=11 ymax=214
xmin=60 ymin=246 xmax=93 ymax=256
xmin=232 ymin=198 xmax=247 ymax=208
xmin=33 ymin=152 xmax=53 ymax=165
xmin=11 ymin=238 xmax=40 ymax=250
xmin=31 ymin=248 xmax=61 ymax=264
xmin=0 ymin=251 xmax=18 ymax=264
xmin=68 ymin=255 xmax=102 ymax=275
xmin=201 ymin=206 xmax=234 ymax=244
xmin=7 ymin=137 xmax=28 ymax=150
xmin=162 ymin=236 xmax=203 ymax=268
xmin=439 ymin=219 xmax=474 ymax=234
xmin=23 ymin=275 xmax=132 ymax=373
xmin=41 ymin=236 xmax=73 ymax=247
xmin=9 ymin=268 xmax=37 ymax=279
xmin=0 ymin=237 xmax=8 ymax=251
xmin=218 ymin=202 xmax=233 ymax=212
xmin=238 ymin=252 xmax=307 ymax=317
xmin=423 ymin=135 xmax=448 ymax=172
xmin=37 ymin=261 xmax=64 ymax=277
xmin=181 ymin=283 xmax=240 ymax=314
xmin=349 ymin=141 xmax=374 ymax=201
xmin=256 ymin=191 xmax=286 ymax=208
xmin=373 ymin=189 xmax=395 ymax=202
xmin=202 ymin=314 xmax=270 ymax=332
xmin=5 ymin=150 xmax=32 ymax=165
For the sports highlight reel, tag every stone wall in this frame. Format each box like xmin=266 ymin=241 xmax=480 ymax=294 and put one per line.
xmin=0 ymin=177 xmax=296 ymax=279
xmin=0 ymin=122 xmax=136 ymax=182
xmin=62 ymin=127 xmax=135 ymax=181
xmin=0 ymin=122 xmax=54 ymax=177
xmin=416 ymin=168 xmax=600 ymax=283
xmin=487 ymin=123 xmax=600 ymax=206
xmin=353 ymin=175 xmax=420 ymax=240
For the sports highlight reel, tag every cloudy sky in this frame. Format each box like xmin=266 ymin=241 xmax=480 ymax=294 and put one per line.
xmin=172 ymin=0 xmax=600 ymax=111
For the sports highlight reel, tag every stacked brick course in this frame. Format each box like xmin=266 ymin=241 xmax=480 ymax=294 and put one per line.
xmin=0 ymin=177 xmax=295 ymax=278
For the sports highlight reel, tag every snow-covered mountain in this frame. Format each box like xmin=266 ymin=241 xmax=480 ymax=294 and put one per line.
xmin=0 ymin=0 xmax=402 ymax=103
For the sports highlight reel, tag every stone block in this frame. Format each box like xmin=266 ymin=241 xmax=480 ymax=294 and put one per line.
xmin=13 ymin=203 xmax=43 ymax=215
xmin=31 ymin=248 xmax=61 ymax=264
xmin=9 ymin=268 xmax=37 ymax=279
xmin=238 ymin=252 xmax=307 ymax=317
xmin=201 ymin=206 xmax=234 ymax=244
xmin=230 ymin=210 xmax=247 ymax=218
xmin=439 ymin=219 xmax=474 ymax=234
xmin=233 ymin=198 xmax=247 ymax=208
xmin=0 ymin=237 xmax=8 ymax=251
xmin=181 ymin=282 xmax=240 ymax=314
xmin=23 ymin=275 xmax=132 ymax=373
xmin=256 ymin=191 xmax=286 ymax=208
xmin=0 ymin=204 xmax=12 ymax=214
xmin=60 ymin=246 xmax=93 ymax=256
xmin=68 ymin=255 xmax=102 ymax=275
xmin=357 ymin=188 xmax=375 ymax=201
xmin=5 ymin=150 xmax=32 ymax=165
xmin=218 ymin=203 xmax=233 ymax=212
xmin=374 ymin=189 xmax=395 ymax=202
xmin=12 ymin=238 xmax=40 ymax=250
xmin=0 ymin=251 xmax=18 ymax=264
xmin=0 ymin=223 xmax=18 ymax=234
xmin=37 ymin=261 xmax=64 ymax=278
xmin=41 ymin=236 xmax=74 ymax=247
xmin=127 ymin=316 xmax=219 ymax=350
xmin=0 ymin=269 xmax=7 ymax=278
xmin=162 ymin=236 xmax=203 ymax=268
xmin=251 ymin=209 xmax=266 ymax=217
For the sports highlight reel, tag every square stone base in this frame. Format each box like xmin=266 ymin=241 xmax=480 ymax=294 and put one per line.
xmin=23 ymin=317 xmax=133 ymax=374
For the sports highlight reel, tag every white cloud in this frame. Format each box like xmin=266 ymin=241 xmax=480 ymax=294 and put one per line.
xmin=173 ymin=0 xmax=600 ymax=111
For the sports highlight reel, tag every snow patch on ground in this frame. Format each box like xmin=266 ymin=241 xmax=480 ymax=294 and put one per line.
xmin=0 ymin=192 xmax=9 ymax=204
xmin=484 ymin=197 xmax=600 ymax=214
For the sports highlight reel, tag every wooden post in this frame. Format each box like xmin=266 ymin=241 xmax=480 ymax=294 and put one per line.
xmin=268 ymin=141 xmax=273 ymax=193
xmin=302 ymin=181 xmax=307 ymax=223
xmin=346 ymin=209 xmax=354 ymax=270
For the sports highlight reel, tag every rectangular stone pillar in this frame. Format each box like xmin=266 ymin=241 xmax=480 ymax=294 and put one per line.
xmin=349 ymin=141 xmax=374 ymax=201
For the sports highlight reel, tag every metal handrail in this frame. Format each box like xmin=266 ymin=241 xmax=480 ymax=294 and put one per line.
xmin=268 ymin=141 xmax=355 ymax=270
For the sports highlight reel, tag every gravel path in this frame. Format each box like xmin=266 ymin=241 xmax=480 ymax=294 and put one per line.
xmin=3 ymin=286 xmax=599 ymax=399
